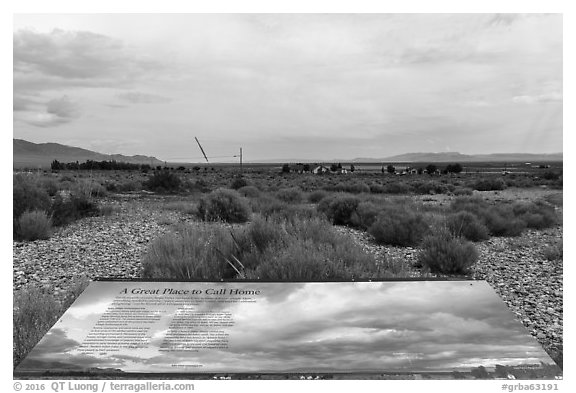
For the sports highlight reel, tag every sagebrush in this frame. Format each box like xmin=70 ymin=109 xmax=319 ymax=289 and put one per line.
xmin=417 ymin=228 xmax=478 ymax=274
xmin=197 ymin=188 xmax=251 ymax=223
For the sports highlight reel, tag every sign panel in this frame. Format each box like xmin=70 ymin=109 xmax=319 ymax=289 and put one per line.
xmin=15 ymin=280 xmax=560 ymax=379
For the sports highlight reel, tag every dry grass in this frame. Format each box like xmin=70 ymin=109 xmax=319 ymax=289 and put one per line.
xmin=160 ymin=200 xmax=198 ymax=215
xmin=141 ymin=215 xmax=394 ymax=281
xmin=15 ymin=210 xmax=52 ymax=241
xmin=13 ymin=277 xmax=90 ymax=367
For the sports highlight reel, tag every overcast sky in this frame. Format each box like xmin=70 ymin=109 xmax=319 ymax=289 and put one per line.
xmin=13 ymin=13 xmax=562 ymax=162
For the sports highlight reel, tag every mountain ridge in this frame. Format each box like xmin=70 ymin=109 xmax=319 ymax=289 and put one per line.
xmin=13 ymin=139 xmax=164 ymax=169
xmin=250 ymin=152 xmax=563 ymax=164
xmin=358 ymin=151 xmax=563 ymax=163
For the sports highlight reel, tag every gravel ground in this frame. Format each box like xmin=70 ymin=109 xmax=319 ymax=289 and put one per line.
xmin=473 ymin=229 xmax=563 ymax=366
xmin=13 ymin=191 xmax=563 ymax=367
xmin=13 ymin=195 xmax=189 ymax=296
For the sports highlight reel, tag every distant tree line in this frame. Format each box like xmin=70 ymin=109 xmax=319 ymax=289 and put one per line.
xmin=383 ymin=163 xmax=464 ymax=175
xmin=282 ymin=162 xmax=464 ymax=175
xmin=51 ymin=159 xmax=151 ymax=171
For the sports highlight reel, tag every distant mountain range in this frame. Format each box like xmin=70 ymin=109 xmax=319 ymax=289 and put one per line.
xmin=13 ymin=139 xmax=562 ymax=168
xmin=13 ymin=139 xmax=164 ymax=169
xmin=252 ymin=152 xmax=563 ymax=164
xmin=353 ymin=152 xmax=563 ymax=163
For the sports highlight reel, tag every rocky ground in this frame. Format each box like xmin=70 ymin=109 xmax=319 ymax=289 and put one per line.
xmin=13 ymin=189 xmax=563 ymax=368
xmin=13 ymin=195 xmax=186 ymax=296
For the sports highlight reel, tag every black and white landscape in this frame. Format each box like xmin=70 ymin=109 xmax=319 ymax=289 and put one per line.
xmin=13 ymin=13 xmax=563 ymax=381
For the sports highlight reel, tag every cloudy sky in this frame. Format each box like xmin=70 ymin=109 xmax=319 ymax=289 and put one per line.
xmin=13 ymin=13 xmax=562 ymax=162
xmin=17 ymin=281 xmax=557 ymax=375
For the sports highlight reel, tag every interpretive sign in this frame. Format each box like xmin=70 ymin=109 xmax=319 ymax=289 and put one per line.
xmin=15 ymin=280 xmax=561 ymax=379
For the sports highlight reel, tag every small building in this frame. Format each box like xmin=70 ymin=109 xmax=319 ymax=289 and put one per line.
xmin=312 ymin=165 xmax=330 ymax=174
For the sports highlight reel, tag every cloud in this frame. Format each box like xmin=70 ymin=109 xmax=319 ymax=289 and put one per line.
xmin=66 ymin=298 xmax=110 ymax=319
xmin=513 ymin=93 xmax=563 ymax=104
xmin=117 ymin=91 xmax=172 ymax=104
xmin=14 ymin=29 xmax=160 ymax=80
xmin=47 ymin=95 xmax=80 ymax=118
xmin=13 ymin=96 xmax=35 ymax=111
xmin=32 ymin=328 xmax=80 ymax=354
xmin=485 ymin=13 xmax=522 ymax=27
xmin=18 ymin=95 xmax=80 ymax=127
xmin=13 ymin=28 xmax=166 ymax=98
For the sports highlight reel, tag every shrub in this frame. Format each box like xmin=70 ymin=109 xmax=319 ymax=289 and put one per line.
xmin=308 ymin=190 xmax=328 ymax=203
xmin=382 ymin=182 xmax=413 ymax=194
xmin=482 ymin=207 xmax=526 ymax=237
xmin=230 ymin=176 xmax=249 ymax=190
xmin=142 ymin=216 xmax=386 ymax=281
xmin=244 ymin=217 xmax=382 ymax=280
xmin=410 ymin=181 xmax=432 ymax=195
xmin=369 ymin=184 xmax=386 ymax=194
xmin=544 ymin=193 xmax=563 ymax=207
xmin=73 ymin=179 xmax=107 ymax=198
xmin=350 ymin=182 xmax=371 ymax=194
xmin=141 ymin=225 xmax=235 ymax=279
xmin=13 ymin=287 xmax=61 ymax=366
xmin=144 ymin=170 xmax=181 ymax=192
xmin=182 ymin=179 xmax=211 ymax=193
xmin=282 ymin=215 xmax=344 ymax=246
xmin=238 ymin=185 xmax=260 ymax=198
xmin=471 ymin=177 xmax=506 ymax=191
xmin=276 ymin=187 xmax=303 ymax=204
xmin=542 ymin=171 xmax=561 ymax=180
xmin=418 ymin=228 xmax=478 ymax=274
xmin=446 ymin=211 xmax=490 ymax=242
xmin=38 ymin=177 xmax=59 ymax=196
xmin=512 ymin=201 xmax=557 ymax=229
xmin=13 ymin=174 xmax=51 ymax=222
xmin=197 ymin=188 xmax=251 ymax=223
xmin=324 ymin=181 xmax=370 ymax=194
xmin=542 ymin=241 xmax=563 ymax=261
xmin=109 ymin=179 xmax=142 ymax=193
xmin=350 ymin=201 xmax=382 ymax=230
xmin=245 ymin=240 xmax=375 ymax=280
xmin=451 ymin=197 xmax=526 ymax=237
xmin=450 ymin=196 xmax=488 ymax=215
xmin=250 ymin=195 xmax=288 ymax=218
xmin=245 ymin=216 xmax=287 ymax=254
xmin=504 ymin=175 xmax=537 ymax=189
xmin=13 ymin=277 xmax=90 ymax=367
xmin=264 ymin=204 xmax=323 ymax=223
xmin=368 ymin=209 xmax=429 ymax=247
xmin=453 ymin=187 xmax=474 ymax=196
xmin=317 ymin=194 xmax=360 ymax=226
xmin=50 ymin=194 xmax=100 ymax=227
xmin=15 ymin=210 xmax=52 ymax=241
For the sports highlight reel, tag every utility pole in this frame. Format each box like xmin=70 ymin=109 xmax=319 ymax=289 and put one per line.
xmin=240 ymin=147 xmax=243 ymax=174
